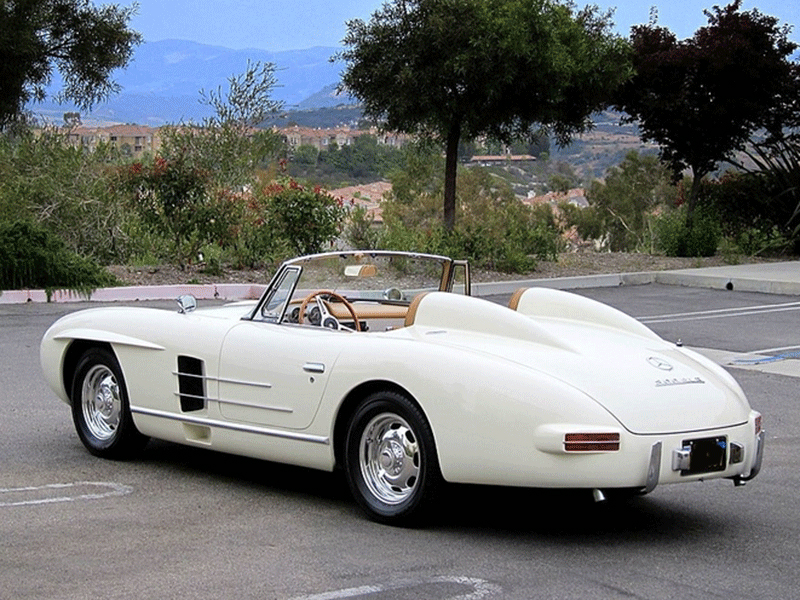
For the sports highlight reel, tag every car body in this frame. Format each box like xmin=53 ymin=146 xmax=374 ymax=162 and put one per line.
xmin=41 ymin=251 xmax=764 ymax=523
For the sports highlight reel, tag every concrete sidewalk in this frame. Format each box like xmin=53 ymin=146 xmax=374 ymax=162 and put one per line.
xmin=1 ymin=260 xmax=798 ymax=304
xmin=474 ymin=260 xmax=800 ymax=297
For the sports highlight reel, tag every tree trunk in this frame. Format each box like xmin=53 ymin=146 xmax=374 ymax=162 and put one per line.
xmin=443 ymin=122 xmax=461 ymax=231
xmin=685 ymin=168 xmax=706 ymax=228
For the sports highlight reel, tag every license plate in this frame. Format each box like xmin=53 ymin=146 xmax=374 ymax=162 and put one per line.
xmin=681 ymin=436 xmax=727 ymax=475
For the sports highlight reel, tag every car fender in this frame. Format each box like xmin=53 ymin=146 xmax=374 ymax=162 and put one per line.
xmin=316 ymin=332 xmax=621 ymax=486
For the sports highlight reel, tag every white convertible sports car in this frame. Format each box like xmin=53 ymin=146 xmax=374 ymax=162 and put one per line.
xmin=41 ymin=251 xmax=764 ymax=524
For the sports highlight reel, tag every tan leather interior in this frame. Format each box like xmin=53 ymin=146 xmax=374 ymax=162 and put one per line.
xmin=327 ymin=302 xmax=409 ymax=320
xmin=403 ymin=292 xmax=430 ymax=327
xmin=508 ymin=288 xmax=528 ymax=311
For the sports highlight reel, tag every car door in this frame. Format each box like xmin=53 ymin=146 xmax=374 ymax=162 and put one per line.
xmin=216 ymin=321 xmax=343 ymax=430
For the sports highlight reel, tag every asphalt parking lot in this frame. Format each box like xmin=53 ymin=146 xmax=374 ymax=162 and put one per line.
xmin=1 ymin=282 xmax=799 ymax=600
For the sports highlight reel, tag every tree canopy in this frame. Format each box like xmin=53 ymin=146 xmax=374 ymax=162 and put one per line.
xmin=613 ymin=1 xmax=800 ymax=221
xmin=337 ymin=0 xmax=632 ymax=230
xmin=0 ymin=0 xmax=141 ymax=128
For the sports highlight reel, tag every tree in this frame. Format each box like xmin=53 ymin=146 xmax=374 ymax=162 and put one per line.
xmin=338 ymin=0 xmax=631 ymax=230
xmin=0 ymin=0 xmax=141 ymax=128
xmin=614 ymin=1 xmax=800 ymax=223
xmin=129 ymin=62 xmax=285 ymax=268
xmin=584 ymin=150 xmax=676 ymax=251
xmin=161 ymin=61 xmax=284 ymax=190
xmin=200 ymin=60 xmax=282 ymax=131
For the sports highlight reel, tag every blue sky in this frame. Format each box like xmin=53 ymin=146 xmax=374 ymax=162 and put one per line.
xmin=128 ymin=0 xmax=799 ymax=51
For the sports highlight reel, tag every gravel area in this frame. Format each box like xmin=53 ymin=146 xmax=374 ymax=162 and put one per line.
xmin=105 ymin=251 xmax=779 ymax=287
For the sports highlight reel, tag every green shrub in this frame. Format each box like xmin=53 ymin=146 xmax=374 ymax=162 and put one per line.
xmin=344 ymin=204 xmax=381 ymax=250
xmin=0 ymin=128 xmax=135 ymax=264
xmin=378 ymin=163 xmax=562 ymax=273
xmin=696 ymin=170 xmax=797 ymax=255
xmin=584 ymin=151 xmax=677 ymax=252
xmin=123 ymin=155 xmax=230 ymax=269
xmin=216 ymin=189 xmax=289 ymax=269
xmin=655 ymin=206 xmax=721 ymax=257
xmin=265 ymin=180 xmax=346 ymax=255
xmin=0 ymin=221 xmax=117 ymax=292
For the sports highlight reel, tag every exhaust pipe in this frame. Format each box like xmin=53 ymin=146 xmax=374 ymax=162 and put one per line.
xmin=592 ymin=488 xmax=606 ymax=503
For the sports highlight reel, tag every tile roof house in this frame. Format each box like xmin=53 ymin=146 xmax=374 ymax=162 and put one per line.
xmin=277 ymin=126 xmax=409 ymax=152
xmin=329 ymin=181 xmax=392 ymax=224
xmin=65 ymin=125 xmax=160 ymax=158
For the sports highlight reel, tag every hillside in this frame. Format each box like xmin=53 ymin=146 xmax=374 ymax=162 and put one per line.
xmin=35 ymin=40 xmax=349 ymax=125
xmin=30 ymin=40 xmax=653 ymax=181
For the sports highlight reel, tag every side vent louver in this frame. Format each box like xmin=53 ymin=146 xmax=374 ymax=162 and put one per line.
xmin=177 ymin=356 xmax=206 ymax=412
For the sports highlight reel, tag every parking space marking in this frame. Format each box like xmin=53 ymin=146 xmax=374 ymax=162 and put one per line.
xmin=639 ymin=301 xmax=800 ymax=324
xmin=0 ymin=482 xmax=132 ymax=507
xmin=750 ymin=344 xmax=800 ymax=354
xmin=692 ymin=347 xmax=800 ymax=379
xmin=288 ymin=576 xmax=501 ymax=600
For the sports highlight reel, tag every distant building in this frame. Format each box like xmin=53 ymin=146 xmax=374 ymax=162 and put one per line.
xmin=329 ymin=181 xmax=392 ymax=224
xmin=277 ymin=125 xmax=409 ymax=152
xmin=468 ymin=154 xmax=537 ymax=166
xmin=65 ymin=124 xmax=160 ymax=158
xmin=524 ymin=188 xmax=587 ymax=209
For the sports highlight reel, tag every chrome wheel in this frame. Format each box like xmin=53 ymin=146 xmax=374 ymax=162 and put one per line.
xmin=359 ymin=413 xmax=421 ymax=505
xmin=80 ymin=365 xmax=121 ymax=441
xmin=346 ymin=391 xmax=442 ymax=524
xmin=71 ymin=347 xmax=147 ymax=459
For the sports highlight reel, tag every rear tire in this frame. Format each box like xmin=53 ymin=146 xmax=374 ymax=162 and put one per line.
xmin=71 ymin=347 xmax=148 ymax=459
xmin=345 ymin=391 xmax=441 ymax=525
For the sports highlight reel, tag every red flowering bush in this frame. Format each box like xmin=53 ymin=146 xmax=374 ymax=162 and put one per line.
xmin=265 ymin=179 xmax=346 ymax=255
xmin=124 ymin=154 xmax=229 ymax=269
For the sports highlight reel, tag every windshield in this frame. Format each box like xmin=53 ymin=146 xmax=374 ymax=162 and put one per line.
xmin=253 ymin=251 xmax=456 ymax=323
xmin=292 ymin=252 xmax=448 ymax=301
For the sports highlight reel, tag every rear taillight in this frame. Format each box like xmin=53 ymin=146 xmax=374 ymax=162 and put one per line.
xmin=564 ymin=433 xmax=620 ymax=452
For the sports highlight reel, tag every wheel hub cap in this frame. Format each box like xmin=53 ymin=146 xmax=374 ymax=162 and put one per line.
xmin=82 ymin=366 xmax=121 ymax=441
xmin=360 ymin=413 xmax=420 ymax=505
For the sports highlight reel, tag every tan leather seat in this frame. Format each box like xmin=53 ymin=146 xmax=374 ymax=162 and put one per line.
xmin=508 ymin=288 xmax=528 ymax=311
xmin=403 ymin=292 xmax=430 ymax=327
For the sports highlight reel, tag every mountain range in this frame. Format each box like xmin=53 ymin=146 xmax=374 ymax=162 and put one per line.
xmin=32 ymin=39 xmax=653 ymax=179
xmin=37 ymin=40 xmax=355 ymax=126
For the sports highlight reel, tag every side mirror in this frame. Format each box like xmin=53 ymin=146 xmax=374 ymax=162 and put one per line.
xmin=176 ymin=294 xmax=197 ymax=314
xmin=383 ymin=287 xmax=403 ymax=301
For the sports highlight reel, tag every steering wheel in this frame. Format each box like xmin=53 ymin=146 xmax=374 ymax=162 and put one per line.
xmin=298 ymin=290 xmax=361 ymax=332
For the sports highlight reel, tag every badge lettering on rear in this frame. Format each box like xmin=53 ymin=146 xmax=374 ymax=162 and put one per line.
xmin=655 ymin=376 xmax=705 ymax=387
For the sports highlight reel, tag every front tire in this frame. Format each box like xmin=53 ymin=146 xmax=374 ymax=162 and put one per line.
xmin=345 ymin=391 xmax=441 ymax=525
xmin=71 ymin=347 xmax=147 ymax=459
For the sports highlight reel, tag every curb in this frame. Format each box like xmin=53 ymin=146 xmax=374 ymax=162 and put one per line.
xmin=2 ymin=266 xmax=799 ymax=304
xmin=473 ymin=272 xmax=655 ymax=296
xmin=0 ymin=283 xmax=266 ymax=305
xmin=652 ymin=271 xmax=800 ymax=296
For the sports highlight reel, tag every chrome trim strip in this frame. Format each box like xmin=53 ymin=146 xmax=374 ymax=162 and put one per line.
xmin=173 ymin=371 xmax=273 ymax=389
xmin=739 ymin=430 xmax=765 ymax=482
xmin=131 ymin=406 xmax=329 ymax=445
xmin=171 ymin=388 xmax=292 ymax=414
xmin=174 ymin=371 xmax=203 ymax=379
xmin=644 ymin=441 xmax=662 ymax=494
xmin=214 ymin=397 xmax=293 ymax=413
xmin=173 ymin=392 xmax=207 ymax=401
xmin=216 ymin=376 xmax=273 ymax=389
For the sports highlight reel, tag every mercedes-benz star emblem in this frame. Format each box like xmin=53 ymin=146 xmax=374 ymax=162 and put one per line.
xmin=647 ymin=357 xmax=673 ymax=371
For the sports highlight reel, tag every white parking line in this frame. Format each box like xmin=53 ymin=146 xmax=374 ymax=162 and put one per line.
xmin=0 ymin=482 xmax=133 ymax=507
xmin=288 ymin=576 xmax=501 ymax=600
xmin=751 ymin=345 xmax=800 ymax=354
xmin=640 ymin=301 xmax=800 ymax=324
